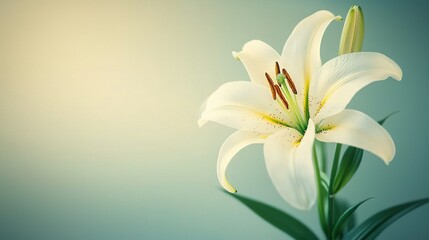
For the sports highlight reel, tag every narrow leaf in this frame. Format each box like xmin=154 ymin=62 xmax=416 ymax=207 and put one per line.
xmin=320 ymin=172 xmax=330 ymax=194
xmin=333 ymin=146 xmax=363 ymax=193
xmin=332 ymin=198 xmax=372 ymax=238
xmin=333 ymin=113 xmax=396 ymax=194
xmin=225 ymin=191 xmax=319 ymax=240
xmin=333 ymin=198 xmax=358 ymax=237
xmin=343 ymin=198 xmax=429 ymax=240
xmin=377 ymin=111 xmax=398 ymax=125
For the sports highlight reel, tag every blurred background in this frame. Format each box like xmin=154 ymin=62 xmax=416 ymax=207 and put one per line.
xmin=0 ymin=0 xmax=427 ymax=239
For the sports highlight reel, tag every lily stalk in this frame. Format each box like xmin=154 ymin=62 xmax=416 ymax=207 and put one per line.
xmin=339 ymin=5 xmax=364 ymax=55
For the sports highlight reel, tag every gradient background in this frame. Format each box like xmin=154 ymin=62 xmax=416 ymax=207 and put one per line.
xmin=0 ymin=0 xmax=427 ymax=239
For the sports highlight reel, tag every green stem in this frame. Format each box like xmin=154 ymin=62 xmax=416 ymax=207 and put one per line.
xmin=317 ymin=141 xmax=328 ymax=173
xmin=328 ymin=144 xmax=342 ymax=240
xmin=312 ymin=145 xmax=328 ymax=237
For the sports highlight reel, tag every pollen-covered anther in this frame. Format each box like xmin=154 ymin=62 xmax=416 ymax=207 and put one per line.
xmin=275 ymin=62 xmax=280 ymax=75
xmin=274 ymin=85 xmax=289 ymax=109
xmin=282 ymin=68 xmax=297 ymax=94
xmin=265 ymin=72 xmax=277 ymax=100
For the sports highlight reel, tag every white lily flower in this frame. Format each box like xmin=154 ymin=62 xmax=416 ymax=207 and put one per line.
xmin=198 ymin=10 xmax=402 ymax=210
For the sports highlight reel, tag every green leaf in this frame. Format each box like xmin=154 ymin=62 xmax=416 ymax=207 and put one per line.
xmin=332 ymin=198 xmax=358 ymax=238
xmin=332 ymin=198 xmax=372 ymax=239
xmin=333 ymin=112 xmax=397 ymax=194
xmin=377 ymin=111 xmax=399 ymax=125
xmin=343 ymin=198 xmax=429 ymax=240
xmin=225 ymin=192 xmax=319 ymax=240
xmin=333 ymin=146 xmax=363 ymax=193
xmin=320 ymin=172 xmax=330 ymax=195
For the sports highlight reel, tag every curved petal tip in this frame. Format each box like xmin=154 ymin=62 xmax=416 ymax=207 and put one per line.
xmin=232 ymin=51 xmax=240 ymax=61
xmin=382 ymin=53 xmax=403 ymax=81
xmin=222 ymin=177 xmax=238 ymax=193
xmin=217 ymin=131 xmax=265 ymax=196
xmin=394 ymin=64 xmax=403 ymax=81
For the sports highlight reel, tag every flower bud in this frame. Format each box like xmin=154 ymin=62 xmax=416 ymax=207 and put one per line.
xmin=339 ymin=5 xmax=364 ymax=55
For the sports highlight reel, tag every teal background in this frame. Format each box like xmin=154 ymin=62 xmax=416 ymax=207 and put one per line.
xmin=0 ymin=0 xmax=428 ymax=239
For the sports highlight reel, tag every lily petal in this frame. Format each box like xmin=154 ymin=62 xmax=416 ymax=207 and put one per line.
xmin=316 ymin=109 xmax=395 ymax=164
xmin=310 ymin=52 xmax=402 ymax=122
xmin=199 ymin=81 xmax=293 ymax=133
xmin=217 ymin=131 xmax=266 ymax=193
xmin=264 ymin=120 xmax=316 ymax=210
xmin=234 ymin=40 xmax=280 ymax=86
xmin=281 ymin=10 xmax=338 ymax=107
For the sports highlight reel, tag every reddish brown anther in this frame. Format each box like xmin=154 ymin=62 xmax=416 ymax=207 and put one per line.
xmin=274 ymin=85 xmax=289 ymax=109
xmin=265 ymin=72 xmax=277 ymax=100
xmin=275 ymin=62 xmax=280 ymax=76
xmin=282 ymin=68 xmax=297 ymax=94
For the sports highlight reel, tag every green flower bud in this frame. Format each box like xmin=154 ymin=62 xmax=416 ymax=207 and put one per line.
xmin=339 ymin=5 xmax=364 ymax=55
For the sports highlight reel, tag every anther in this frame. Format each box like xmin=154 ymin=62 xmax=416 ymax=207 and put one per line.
xmin=265 ymin=72 xmax=277 ymax=100
xmin=275 ymin=62 xmax=280 ymax=76
xmin=274 ymin=85 xmax=289 ymax=109
xmin=282 ymin=68 xmax=297 ymax=94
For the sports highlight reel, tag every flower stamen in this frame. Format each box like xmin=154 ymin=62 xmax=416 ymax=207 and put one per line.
xmin=265 ymin=72 xmax=277 ymax=100
xmin=275 ymin=61 xmax=280 ymax=76
xmin=282 ymin=68 xmax=298 ymax=94
xmin=274 ymin=85 xmax=289 ymax=109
